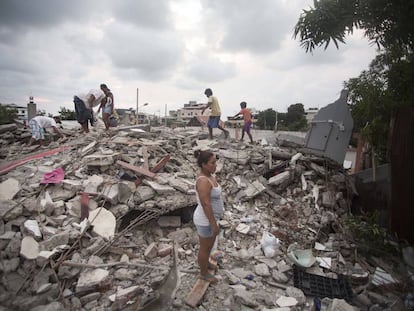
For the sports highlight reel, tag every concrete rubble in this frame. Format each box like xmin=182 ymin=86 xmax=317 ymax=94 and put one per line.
xmin=0 ymin=123 xmax=413 ymax=311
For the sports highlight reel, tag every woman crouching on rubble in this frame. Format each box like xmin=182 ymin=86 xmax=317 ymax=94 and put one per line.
xmin=193 ymin=150 xmax=224 ymax=283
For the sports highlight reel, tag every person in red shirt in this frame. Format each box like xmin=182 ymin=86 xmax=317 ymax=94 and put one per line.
xmin=233 ymin=101 xmax=254 ymax=143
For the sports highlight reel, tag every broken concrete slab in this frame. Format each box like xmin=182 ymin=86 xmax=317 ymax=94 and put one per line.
xmin=76 ymin=268 xmax=110 ymax=292
xmin=157 ymin=216 xmax=181 ymax=228
xmin=88 ymin=207 xmax=116 ymax=240
xmin=0 ymin=178 xmax=20 ymax=200
xmin=0 ymin=124 xmax=407 ymax=311
xmin=20 ymin=235 xmax=40 ymax=259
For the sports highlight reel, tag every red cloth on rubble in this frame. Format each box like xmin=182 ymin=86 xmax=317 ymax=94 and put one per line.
xmin=40 ymin=167 xmax=65 ymax=184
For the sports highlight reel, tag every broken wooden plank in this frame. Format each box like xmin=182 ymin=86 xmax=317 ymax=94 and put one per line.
xmin=80 ymin=193 xmax=89 ymax=221
xmin=134 ymin=155 xmax=171 ymax=186
xmin=116 ymin=160 xmax=156 ymax=179
xmin=150 ymin=155 xmax=171 ymax=173
xmin=185 ymin=277 xmax=211 ymax=307
xmin=185 ymin=260 xmax=217 ymax=307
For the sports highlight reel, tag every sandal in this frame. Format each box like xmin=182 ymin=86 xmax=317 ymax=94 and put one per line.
xmin=199 ymin=273 xmax=218 ymax=283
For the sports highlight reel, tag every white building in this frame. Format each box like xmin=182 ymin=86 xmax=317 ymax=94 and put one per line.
xmin=305 ymin=107 xmax=319 ymax=124
xmin=177 ymin=101 xmax=209 ymax=120
xmin=1 ymin=103 xmax=28 ymax=120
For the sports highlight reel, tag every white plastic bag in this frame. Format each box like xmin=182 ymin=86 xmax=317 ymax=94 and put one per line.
xmin=260 ymin=231 xmax=279 ymax=257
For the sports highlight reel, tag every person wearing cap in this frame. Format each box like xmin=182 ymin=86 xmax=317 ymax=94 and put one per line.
xmin=73 ymin=89 xmax=105 ymax=133
xmin=202 ymin=88 xmax=229 ymax=140
xmin=27 ymin=116 xmax=64 ymax=147
xmin=97 ymin=83 xmax=114 ymax=130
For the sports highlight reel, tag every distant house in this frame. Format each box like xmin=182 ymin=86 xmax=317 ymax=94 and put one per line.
xmin=1 ymin=103 xmax=28 ymax=120
xmin=177 ymin=101 xmax=209 ymax=121
xmin=305 ymin=107 xmax=319 ymax=124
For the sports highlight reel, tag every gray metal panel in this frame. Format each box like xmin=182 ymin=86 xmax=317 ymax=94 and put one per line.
xmin=304 ymin=90 xmax=354 ymax=164
xmin=305 ymin=122 xmax=332 ymax=151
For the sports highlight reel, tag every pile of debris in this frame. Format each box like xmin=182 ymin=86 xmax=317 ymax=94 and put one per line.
xmin=0 ymin=123 xmax=413 ymax=311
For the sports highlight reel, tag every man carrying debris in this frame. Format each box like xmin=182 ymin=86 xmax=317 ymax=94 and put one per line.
xmin=27 ymin=115 xmax=64 ymax=147
xmin=202 ymin=88 xmax=229 ymax=140
xmin=233 ymin=101 xmax=254 ymax=144
xmin=97 ymin=83 xmax=115 ymax=130
xmin=73 ymin=89 xmax=105 ymax=133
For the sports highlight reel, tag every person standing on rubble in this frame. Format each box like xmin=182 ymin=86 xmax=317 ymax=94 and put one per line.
xmin=27 ymin=115 xmax=64 ymax=147
xmin=202 ymin=88 xmax=229 ymax=140
xmin=97 ymin=83 xmax=114 ymax=130
xmin=233 ymin=101 xmax=254 ymax=143
xmin=73 ymin=89 xmax=105 ymax=133
xmin=193 ymin=150 xmax=224 ymax=283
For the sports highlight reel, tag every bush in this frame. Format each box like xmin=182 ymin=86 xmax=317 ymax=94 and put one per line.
xmin=0 ymin=105 xmax=18 ymax=125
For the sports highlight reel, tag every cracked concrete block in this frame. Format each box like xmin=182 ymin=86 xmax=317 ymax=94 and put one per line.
xmin=144 ymin=180 xmax=175 ymax=194
xmin=81 ymin=141 xmax=97 ymax=156
xmin=20 ymin=236 xmax=40 ymax=259
xmin=83 ymin=175 xmax=104 ymax=193
xmin=276 ymin=296 xmax=298 ymax=307
xmin=101 ymin=183 xmax=119 ymax=204
xmin=158 ymin=244 xmax=173 ymax=257
xmin=254 ymin=263 xmax=270 ymax=276
xmin=268 ymin=171 xmax=291 ymax=186
xmin=133 ymin=186 xmax=155 ymax=204
xmin=0 ymin=199 xmax=23 ymax=220
xmin=233 ymin=288 xmax=258 ymax=308
xmin=157 ymin=216 xmax=181 ymax=228
xmin=239 ymin=180 xmax=266 ymax=200
xmin=167 ymin=228 xmax=190 ymax=244
xmin=88 ymin=208 xmax=116 ymax=240
xmin=0 ymin=257 xmax=20 ymax=273
xmin=0 ymin=178 xmax=20 ymax=200
xmin=76 ymin=268 xmax=109 ymax=292
xmin=108 ymin=285 xmax=143 ymax=304
xmin=39 ymin=232 xmax=69 ymax=251
xmin=24 ymin=219 xmax=42 ymax=238
xmin=286 ymin=286 xmax=306 ymax=304
xmin=220 ymin=149 xmax=250 ymax=165
xmin=62 ymin=179 xmax=83 ymax=192
xmin=144 ymin=242 xmax=158 ymax=259
xmin=167 ymin=177 xmax=192 ymax=193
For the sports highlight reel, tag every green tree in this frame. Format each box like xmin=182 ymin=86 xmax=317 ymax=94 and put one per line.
xmin=58 ymin=107 xmax=77 ymax=120
xmin=0 ymin=105 xmax=18 ymax=125
xmin=256 ymin=108 xmax=277 ymax=130
xmin=293 ymin=0 xmax=414 ymax=164
xmin=293 ymin=0 xmax=414 ymax=54
xmin=285 ymin=103 xmax=308 ymax=131
xmin=345 ymin=55 xmax=395 ymax=163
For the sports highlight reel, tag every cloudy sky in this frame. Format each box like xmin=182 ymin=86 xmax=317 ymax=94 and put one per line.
xmin=0 ymin=0 xmax=378 ymax=118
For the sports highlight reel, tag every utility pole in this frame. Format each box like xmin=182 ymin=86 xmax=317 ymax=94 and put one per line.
xmin=136 ymin=88 xmax=139 ymax=124
xmin=165 ymin=104 xmax=167 ymax=127
xmin=274 ymin=110 xmax=278 ymax=132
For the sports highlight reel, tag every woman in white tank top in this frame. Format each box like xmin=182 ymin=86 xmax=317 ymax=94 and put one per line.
xmin=193 ymin=150 xmax=224 ymax=283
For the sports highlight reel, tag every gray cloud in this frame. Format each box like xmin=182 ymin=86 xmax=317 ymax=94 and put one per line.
xmin=185 ymin=56 xmax=237 ymax=83
xmin=0 ymin=0 xmax=100 ymax=29
xmin=104 ymin=24 xmax=185 ymax=80
xmin=0 ymin=0 xmax=378 ymax=119
xmin=201 ymin=0 xmax=293 ymax=53
xmin=111 ymin=0 xmax=172 ymax=30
